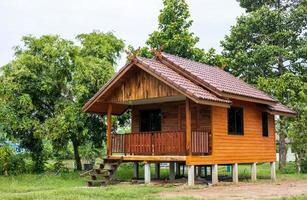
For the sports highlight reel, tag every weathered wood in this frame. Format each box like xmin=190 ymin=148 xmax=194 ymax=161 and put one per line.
xmin=107 ymin=104 xmax=112 ymax=156
xmin=186 ymin=99 xmax=192 ymax=156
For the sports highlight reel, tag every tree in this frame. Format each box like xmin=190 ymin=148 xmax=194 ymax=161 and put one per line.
xmin=221 ymin=0 xmax=306 ymax=170
xmin=257 ymin=73 xmax=306 ymax=171
xmin=139 ymin=0 xmax=226 ymax=67
xmin=44 ymin=32 xmax=124 ymax=170
xmin=222 ymin=2 xmax=306 ymax=83
xmin=0 ymin=32 xmax=124 ymax=171
xmin=0 ymin=35 xmax=77 ymax=172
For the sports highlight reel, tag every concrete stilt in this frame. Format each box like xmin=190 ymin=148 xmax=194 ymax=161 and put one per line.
xmin=169 ymin=162 xmax=175 ymax=181
xmin=144 ymin=162 xmax=151 ymax=184
xmin=251 ymin=162 xmax=257 ymax=181
xmin=155 ymin=163 xmax=160 ymax=179
xmin=187 ymin=165 xmax=195 ymax=186
xmin=232 ymin=163 xmax=239 ymax=183
xmin=270 ymin=162 xmax=276 ymax=181
xmin=133 ymin=162 xmax=139 ymax=179
xmin=212 ymin=164 xmax=218 ymax=184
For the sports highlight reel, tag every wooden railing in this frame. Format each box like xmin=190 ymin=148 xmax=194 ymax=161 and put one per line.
xmin=111 ymin=130 xmax=210 ymax=156
xmin=191 ymin=131 xmax=210 ymax=154
xmin=112 ymin=131 xmax=186 ymax=155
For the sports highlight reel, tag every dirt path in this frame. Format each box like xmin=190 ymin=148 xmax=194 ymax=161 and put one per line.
xmin=160 ymin=180 xmax=307 ymax=200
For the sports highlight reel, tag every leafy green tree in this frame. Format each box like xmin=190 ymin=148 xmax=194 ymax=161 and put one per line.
xmin=44 ymin=32 xmax=124 ymax=170
xmin=222 ymin=0 xmax=306 ymax=170
xmin=237 ymin=0 xmax=302 ymax=12
xmin=257 ymin=73 xmax=306 ymax=171
xmin=0 ymin=35 xmax=76 ymax=172
xmin=139 ymin=0 xmax=226 ymax=67
xmin=222 ymin=1 xmax=306 ymax=83
xmin=0 ymin=32 xmax=124 ymax=171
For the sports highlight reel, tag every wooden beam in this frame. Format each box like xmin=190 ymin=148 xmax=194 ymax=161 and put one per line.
xmin=107 ymin=103 xmax=112 ymax=156
xmin=186 ymin=98 xmax=192 ymax=156
xmin=108 ymin=155 xmax=186 ymax=162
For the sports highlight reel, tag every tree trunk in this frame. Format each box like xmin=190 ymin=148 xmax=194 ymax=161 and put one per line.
xmin=295 ymin=153 xmax=302 ymax=173
xmin=279 ymin=117 xmax=287 ymax=171
xmin=72 ymin=138 xmax=82 ymax=171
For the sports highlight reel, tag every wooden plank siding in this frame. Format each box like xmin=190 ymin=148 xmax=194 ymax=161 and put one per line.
xmin=186 ymin=100 xmax=276 ymax=165
xmin=106 ymin=67 xmax=181 ymax=103
xmin=131 ymin=101 xmax=211 ymax=133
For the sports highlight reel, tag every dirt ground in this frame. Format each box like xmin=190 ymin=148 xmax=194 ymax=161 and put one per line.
xmin=160 ymin=180 xmax=307 ymax=200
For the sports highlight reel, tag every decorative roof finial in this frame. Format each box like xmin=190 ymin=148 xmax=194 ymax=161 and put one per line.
xmin=126 ymin=47 xmax=141 ymax=62
xmin=153 ymin=46 xmax=164 ymax=60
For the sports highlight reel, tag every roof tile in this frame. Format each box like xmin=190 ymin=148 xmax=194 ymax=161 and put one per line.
xmin=161 ymin=52 xmax=276 ymax=103
xmin=137 ymin=57 xmax=230 ymax=104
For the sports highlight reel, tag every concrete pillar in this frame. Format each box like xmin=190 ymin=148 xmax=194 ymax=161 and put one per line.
xmin=133 ymin=162 xmax=139 ymax=179
xmin=169 ymin=162 xmax=175 ymax=181
xmin=212 ymin=164 xmax=218 ymax=184
xmin=187 ymin=165 xmax=195 ymax=186
xmin=270 ymin=162 xmax=276 ymax=181
xmin=155 ymin=163 xmax=160 ymax=179
xmin=144 ymin=162 xmax=151 ymax=184
xmin=232 ymin=163 xmax=239 ymax=183
xmin=251 ymin=162 xmax=257 ymax=181
xmin=176 ymin=162 xmax=180 ymax=177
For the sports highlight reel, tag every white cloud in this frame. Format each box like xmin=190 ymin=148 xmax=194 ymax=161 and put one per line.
xmin=0 ymin=0 xmax=244 ymax=70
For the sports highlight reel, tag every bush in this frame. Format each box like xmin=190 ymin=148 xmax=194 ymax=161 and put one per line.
xmin=0 ymin=145 xmax=27 ymax=175
xmin=301 ymin=158 xmax=307 ymax=173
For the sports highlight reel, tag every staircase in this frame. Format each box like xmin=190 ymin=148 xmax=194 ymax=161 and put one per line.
xmin=86 ymin=158 xmax=122 ymax=187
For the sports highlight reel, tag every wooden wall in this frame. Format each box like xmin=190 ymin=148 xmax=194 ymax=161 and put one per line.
xmin=187 ymin=99 xmax=276 ymax=165
xmin=131 ymin=101 xmax=211 ymax=132
xmin=106 ymin=67 xmax=181 ymax=103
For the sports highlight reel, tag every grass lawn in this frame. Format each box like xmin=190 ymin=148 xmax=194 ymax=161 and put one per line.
xmin=0 ymin=162 xmax=306 ymax=200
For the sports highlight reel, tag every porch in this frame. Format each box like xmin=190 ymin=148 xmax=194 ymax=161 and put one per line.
xmin=111 ymin=130 xmax=210 ymax=156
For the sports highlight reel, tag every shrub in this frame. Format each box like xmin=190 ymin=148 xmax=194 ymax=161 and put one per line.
xmin=301 ymin=158 xmax=307 ymax=173
xmin=0 ymin=145 xmax=26 ymax=175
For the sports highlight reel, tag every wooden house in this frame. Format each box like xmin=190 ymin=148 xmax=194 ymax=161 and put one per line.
xmin=83 ymin=51 xmax=295 ymax=186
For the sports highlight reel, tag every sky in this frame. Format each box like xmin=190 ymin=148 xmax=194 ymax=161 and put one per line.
xmin=0 ymin=0 xmax=244 ymax=70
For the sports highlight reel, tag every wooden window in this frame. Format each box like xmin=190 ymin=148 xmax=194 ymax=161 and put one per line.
xmin=139 ymin=109 xmax=161 ymax=132
xmin=262 ymin=112 xmax=269 ymax=137
xmin=228 ymin=107 xmax=244 ymax=135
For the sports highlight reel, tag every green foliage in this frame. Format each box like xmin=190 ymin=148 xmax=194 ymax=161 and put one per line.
xmin=238 ymin=0 xmax=303 ymax=12
xmin=0 ymin=35 xmax=77 ymax=172
xmin=140 ymin=0 xmax=226 ymax=67
xmin=79 ymin=142 xmax=101 ymax=163
xmin=0 ymin=145 xmax=26 ymax=175
xmin=0 ymin=31 xmax=124 ymax=172
xmin=257 ymin=73 xmax=307 ymax=171
xmin=222 ymin=2 xmax=306 ymax=83
xmin=146 ymin=0 xmax=199 ymax=58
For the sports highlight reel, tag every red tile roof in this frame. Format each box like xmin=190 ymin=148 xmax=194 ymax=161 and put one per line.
xmin=268 ymin=103 xmax=296 ymax=116
xmin=83 ymin=51 xmax=295 ymax=116
xmin=160 ymin=52 xmax=277 ymax=103
xmin=137 ymin=57 xmax=230 ymax=104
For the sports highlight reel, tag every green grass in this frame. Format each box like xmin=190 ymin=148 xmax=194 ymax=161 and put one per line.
xmin=0 ymin=172 xmax=174 ymax=200
xmin=0 ymin=162 xmax=306 ymax=200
